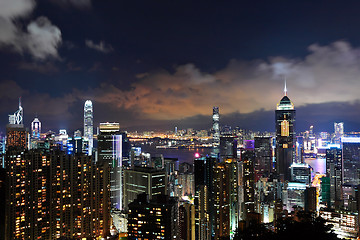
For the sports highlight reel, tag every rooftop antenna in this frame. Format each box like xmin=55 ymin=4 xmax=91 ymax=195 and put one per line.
xmin=284 ymin=77 xmax=287 ymax=96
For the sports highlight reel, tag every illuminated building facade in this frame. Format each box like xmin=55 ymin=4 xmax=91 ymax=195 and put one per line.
xmin=98 ymin=122 xmax=129 ymax=210
xmin=241 ymin=149 xmax=256 ymax=217
xmin=305 ymin=186 xmax=317 ymax=213
xmin=326 ymin=146 xmax=343 ymax=209
xmin=290 ymin=163 xmax=311 ymax=185
xmin=284 ymin=182 xmax=306 ymax=212
xmin=84 ymin=100 xmax=93 ymax=155
xmin=31 ymin=117 xmax=41 ymax=140
xmin=334 ymin=122 xmax=344 ymax=144
xmin=254 ymin=136 xmax=273 ymax=180
xmin=49 ymin=152 xmax=110 ymax=239
xmin=179 ymin=202 xmax=195 ymax=240
xmin=212 ymin=107 xmax=220 ymax=149
xmin=5 ymin=150 xmax=110 ymax=240
xmin=320 ymin=210 xmax=358 ymax=239
xmin=342 ymin=137 xmax=360 ymax=185
xmin=30 ymin=117 xmax=42 ymax=149
xmin=6 ymin=125 xmax=26 ymax=151
xmin=177 ymin=173 xmax=195 ymax=197
xmin=194 ymin=156 xmax=216 ymax=239
xmin=127 ymin=193 xmax=178 ymax=240
xmin=5 ymin=150 xmax=50 ymax=239
xmin=219 ymin=135 xmax=237 ymax=161
xmin=275 ymin=88 xmax=296 ymax=182
xmin=8 ymin=98 xmax=23 ymax=125
xmin=213 ymin=159 xmax=239 ymax=238
xmin=123 ymin=167 xmax=167 ymax=210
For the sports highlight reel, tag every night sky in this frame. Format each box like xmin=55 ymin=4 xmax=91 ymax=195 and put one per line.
xmin=1 ymin=0 xmax=360 ymax=133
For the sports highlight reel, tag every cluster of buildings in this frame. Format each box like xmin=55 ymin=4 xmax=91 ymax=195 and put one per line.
xmin=1 ymin=85 xmax=360 ymax=239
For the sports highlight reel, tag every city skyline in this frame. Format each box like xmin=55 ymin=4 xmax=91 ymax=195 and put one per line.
xmin=2 ymin=1 xmax=360 ymax=132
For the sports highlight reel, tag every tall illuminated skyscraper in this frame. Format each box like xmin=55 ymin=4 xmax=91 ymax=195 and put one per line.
xmin=326 ymin=145 xmax=342 ymax=209
xmin=213 ymin=107 xmax=220 ymax=148
xmin=6 ymin=99 xmax=26 ymax=151
xmin=8 ymin=98 xmax=23 ymax=125
xmin=31 ymin=117 xmax=41 ymax=140
xmin=84 ymin=100 xmax=93 ymax=155
xmin=334 ymin=122 xmax=344 ymax=144
xmin=97 ymin=123 xmax=128 ymax=210
xmin=275 ymin=83 xmax=295 ymax=182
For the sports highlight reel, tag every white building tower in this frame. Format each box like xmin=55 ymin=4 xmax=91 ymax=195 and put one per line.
xmin=84 ymin=100 xmax=94 ymax=155
xmin=31 ymin=117 xmax=41 ymax=140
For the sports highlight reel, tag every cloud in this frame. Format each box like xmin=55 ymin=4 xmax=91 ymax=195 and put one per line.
xmin=24 ymin=17 xmax=62 ymax=60
xmin=3 ymin=40 xmax=360 ymax=133
xmin=0 ymin=0 xmax=62 ymax=60
xmin=79 ymin=40 xmax=360 ymax=124
xmin=50 ymin=0 xmax=92 ymax=9
xmin=0 ymin=0 xmax=35 ymax=19
xmin=85 ymin=40 xmax=114 ymax=53
xmin=18 ymin=61 xmax=59 ymax=73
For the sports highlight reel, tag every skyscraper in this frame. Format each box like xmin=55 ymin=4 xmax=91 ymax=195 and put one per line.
xmin=212 ymin=107 xmax=220 ymax=148
xmin=123 ymin=167 xmax=167 ymax=210
xmin=84 ymin=100 xmax=93 ymax=155
xmin=342 ymin=137 xmax=360 ymax=185
xmin=5 ymin=149 xmax=110 ymax=239
xmin=6 ymin=99 xmax=26 ymax=151
xmin=334 ymin=122 xmax=344 ymax=144
xmin=194 ymin=156 xmax=216 ymax=239
xmin=241 ymin=149 xmax=256 ymax=217
xmin=326 ymin=145 xmax=343 ymax=209
xmin=97 ymin=122 xmax=129 ymax=210
xmin=127 ymin=193 xmax=178 ymax=240
xmin=31 ymin=117 xmax=41 ymax=140
xmin=254 ymin=136 xmax=273 ymax=180
xmin=275 ymin=84 xmax=295 ymax=182
xmin=8 ymin=98 xmax=23 ymax=125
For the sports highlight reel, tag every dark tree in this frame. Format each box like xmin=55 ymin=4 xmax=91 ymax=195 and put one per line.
xmin=234 ymin=212 xmax=339 ymax=240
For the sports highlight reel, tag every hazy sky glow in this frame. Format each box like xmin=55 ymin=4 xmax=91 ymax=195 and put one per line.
xmin=1 ymin=0 xmax=360 ymax=133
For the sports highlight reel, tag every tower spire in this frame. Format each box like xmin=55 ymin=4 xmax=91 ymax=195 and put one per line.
xmin=284 ymin=77 xmax=287 ymax=96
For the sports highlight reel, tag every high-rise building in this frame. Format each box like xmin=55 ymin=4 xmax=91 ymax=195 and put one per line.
xmin=212 ymin=107 xmax=220 ymax=149
xmin=326 ymin=145 xmax=343 ymax=209
xmin=220 ymin=135 xmax=237 ymax=161
xmin=6 ymin=124 xmax=26 ymax=151
xmin=164 ymin=157 xmax=178 ymax=196
xmin=127 ymin=193 xmax=178 ymax=240
xmin=5 ymin=149 xmax=51 ymax=239
xmin=305 ymin=186 xmax=317 ymax=213
xmin=290 ymin=163 xmax=311 ymax=185
xmin=179 ymin=202 xmax=196 ymax=240
xmin=342 ymin=137 xmax=360 ymax=186
xmin=283 ymin=182 xmax=306 ymax=212
xmin=5 ymin=150 xmax=110 ymax=239
xmin=254 ymin=136 xmax=273 ymax=180
xmin=84 ymin=100 xmax=94 ymax=155
xmin=334 ymin=122 xmax=344 ymax=144
xmin=6 ymin=100 xmax=26 ymax=151
xmin=213 ymin=159 xmax=239 ymax=239
xmin=49 ymin=152 xmax=110 ymax=239
xmin=275 ymin=85 xmax=296 ymax=182
xmin=97 ymin=122 xmax=129 ymax=210
xmin=194 ymin=156 xmax=216 ymax=239
xmin=8 ymin=98 xmax=23 ymax=125
xmin=31 ymin=117 xmax=41 ymax=140
xmin=0 ymin=136 xmax=5 ymax=168
xmin=30 ymin=117 xmax=42 ymax=149
xmin=241 ymin=149 xmax=256 ymax=217
xmin=123 ymin=167 xmax=167 ymax=210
